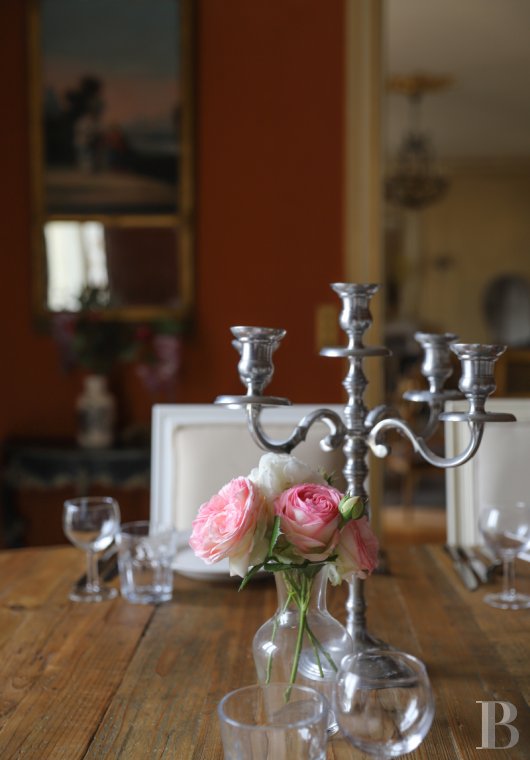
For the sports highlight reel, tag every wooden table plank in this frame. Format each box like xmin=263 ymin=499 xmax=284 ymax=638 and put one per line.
xmin=0 ymin=547 xmax=153 ymax=758
xmin=392 ymin=546 xmax=529 ymax=760
xmin=84 ymin=575 xmax=273 ymax=759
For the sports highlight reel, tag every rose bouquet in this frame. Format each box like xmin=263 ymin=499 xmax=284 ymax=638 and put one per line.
xmin=190 ymin=452 xmax=379 ymax=691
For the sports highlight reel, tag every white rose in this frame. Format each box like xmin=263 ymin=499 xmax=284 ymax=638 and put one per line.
xmin=249 ymin=452 xmax=326 ymax=503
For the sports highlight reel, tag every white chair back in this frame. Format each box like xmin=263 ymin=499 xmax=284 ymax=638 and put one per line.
xmin=150 ymin=404 xmax=346 ymax=531
xmin=445 ymin=398 xmax=530 ymax=545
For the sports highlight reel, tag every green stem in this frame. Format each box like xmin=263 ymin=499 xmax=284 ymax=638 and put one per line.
xmin=276 ymin=570 xmax=337 ymax=702
xmin=266 ymin=586 xmax=296 ymax=684
xmin=306 ymin=624 xmax=325 ymax=678
xmin=305 ymin=621 xmax=337 ymax=673
xmin=288 ymin=602 xmax=307 ymax=685
xmin=266 ymin=617 xmax=279 ymax=685
xmin=285 ymin=574 xmax=310 ymax=701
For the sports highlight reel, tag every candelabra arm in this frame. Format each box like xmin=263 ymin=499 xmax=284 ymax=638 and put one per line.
xmin=364 ymin=404 xmax=398 ymax=430
xmin=422 ymin=400 xmax=445 ymax=440
xmin=246 ymin=406 xmax=347 ymax=454
xmin=367 ymin=416 xmax=484 ymax=468
xmin=365 ymin=401 xmax=443 ymax=443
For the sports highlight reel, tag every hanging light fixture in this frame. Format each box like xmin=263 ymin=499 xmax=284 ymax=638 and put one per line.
xmin=385 ymin=74 xmax=453 ymax=210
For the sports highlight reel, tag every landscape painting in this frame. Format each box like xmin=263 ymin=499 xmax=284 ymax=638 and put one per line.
xmin=38 ymin=0 xmax=183 ymax=215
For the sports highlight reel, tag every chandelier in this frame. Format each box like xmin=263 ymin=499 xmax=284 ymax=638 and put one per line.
xmin=385 ymin=74 xmax=452 ymax=210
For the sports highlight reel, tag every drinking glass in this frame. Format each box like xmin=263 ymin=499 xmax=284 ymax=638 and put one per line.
xmin=117 ymin=521 xmax=177 ymax=604
xmin=478 ymin=500 xmax=530 ymax=609
xmin=63 ymin=496 xmax=121 ymax=602
xmin=218 ymin=683 xmax=328 ymax=760
xmin=333 ymin=649 xmax=435 ymax=758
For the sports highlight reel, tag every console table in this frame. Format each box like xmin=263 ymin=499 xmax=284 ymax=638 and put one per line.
xmin=1 ymin=439 xmax=150 ymax=547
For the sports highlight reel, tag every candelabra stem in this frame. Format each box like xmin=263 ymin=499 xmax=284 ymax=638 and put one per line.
xmin=342 ymin=354 xmax=372 ymax=643
xmin=320 ymin=283 xmax=390 ymax=644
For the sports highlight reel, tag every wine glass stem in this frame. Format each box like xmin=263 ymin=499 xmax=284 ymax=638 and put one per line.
xmin=502 ymin=557 xmax=516 ymax=598
xmin=86 ymin=551 xmax=100 ymax=592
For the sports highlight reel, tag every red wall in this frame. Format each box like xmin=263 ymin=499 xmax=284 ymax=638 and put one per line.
xmin=0 ymin=0 xmax=346 ymax=442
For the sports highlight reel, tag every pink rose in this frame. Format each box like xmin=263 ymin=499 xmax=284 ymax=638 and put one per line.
xmin=275 ymin=483 xmax=342 ymax=561
xmin=189 ymin=477 xmax=268 ymax=577
xmin=335 ymin=516 xmax=379 ymax=580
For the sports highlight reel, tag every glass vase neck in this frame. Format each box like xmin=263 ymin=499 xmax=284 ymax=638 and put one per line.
xmin=274 ymin=566 xmax=329 ymax=611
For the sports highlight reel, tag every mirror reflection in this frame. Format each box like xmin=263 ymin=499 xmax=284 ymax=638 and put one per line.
xmin=383 ymin=0 xmax=530 ymax=390
xmin=45 ymin=221 xmax=181 ymax=314
xmin=381 ymin=0 xmax=530 ymax=516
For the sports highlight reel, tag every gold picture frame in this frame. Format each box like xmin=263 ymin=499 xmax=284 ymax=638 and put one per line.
xmin=28 ymin=0 xmax=195 ymax=323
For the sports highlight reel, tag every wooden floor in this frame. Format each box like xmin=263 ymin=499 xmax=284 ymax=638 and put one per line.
xmin=380 ymin=505 xmax=447 ymax=546
xmin=380 ymin=470 xmax=447 ymax=546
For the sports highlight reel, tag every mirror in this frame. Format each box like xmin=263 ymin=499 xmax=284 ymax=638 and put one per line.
xmin=383 ymin=0 xmax=530 ymax=389
xmin=28 ymin=0 xmax=194 ymax=322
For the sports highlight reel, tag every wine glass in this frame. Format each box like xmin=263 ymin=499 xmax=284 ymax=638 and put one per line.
xmin=478 ymin=500 xmax=530 ymax=610
xmin=63 ymin=496 xmax=121 ymax=602
xmin=333 ymin=649 xmax=435 ymax=758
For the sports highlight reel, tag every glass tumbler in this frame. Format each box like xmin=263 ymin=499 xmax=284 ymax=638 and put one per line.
xmin=218 ymin=683 xmax=328 ymax=760
xmin=117 ymin=520 xmax=177 ymax=604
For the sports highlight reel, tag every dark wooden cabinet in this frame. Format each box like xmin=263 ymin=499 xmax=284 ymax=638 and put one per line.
xmin=1 ymin=440 xmax=150 ymax=547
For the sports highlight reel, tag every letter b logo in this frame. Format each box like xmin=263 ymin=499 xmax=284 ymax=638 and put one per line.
xmin=477 ymin=701 xmax=519 ymax=749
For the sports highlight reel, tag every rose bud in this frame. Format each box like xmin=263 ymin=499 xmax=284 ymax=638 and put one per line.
xmin=338 ymin=494 xmax=364 ymax=521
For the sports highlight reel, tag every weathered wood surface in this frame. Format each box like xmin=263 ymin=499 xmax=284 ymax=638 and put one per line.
xmin=0 ymin=545 xmax=528 ymax=758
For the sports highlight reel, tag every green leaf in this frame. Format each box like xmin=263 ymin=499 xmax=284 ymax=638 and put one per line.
xmin=238 ymin=562 xmax=265 ymax=591
xmin=238 ymin=554 xmax=337 ymax=590
xmin=263 ymin=562 xmax=298 ymax=573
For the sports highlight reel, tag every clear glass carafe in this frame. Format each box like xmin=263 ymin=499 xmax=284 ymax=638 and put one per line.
xmin=253 ymin=566 xmax=352 ymax=733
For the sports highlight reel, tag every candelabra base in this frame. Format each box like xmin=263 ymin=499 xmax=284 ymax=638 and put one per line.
xmin=348 ymin=629 xmax=391 ymax=652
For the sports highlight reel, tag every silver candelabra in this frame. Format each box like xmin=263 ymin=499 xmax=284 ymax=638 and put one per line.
xmin=215 ymin=282 xmax=515 ymax=647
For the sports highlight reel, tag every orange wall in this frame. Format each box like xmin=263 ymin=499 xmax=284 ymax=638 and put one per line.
xmin=0 ymin=0 xmax=346 ymax=442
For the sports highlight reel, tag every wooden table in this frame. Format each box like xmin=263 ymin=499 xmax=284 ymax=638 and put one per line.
xmin=0 ymin=544 xmax=528 ymax=758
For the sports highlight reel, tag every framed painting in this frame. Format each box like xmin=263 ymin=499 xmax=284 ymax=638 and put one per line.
xmin=28 ymin=0 xmax=194 ymax=322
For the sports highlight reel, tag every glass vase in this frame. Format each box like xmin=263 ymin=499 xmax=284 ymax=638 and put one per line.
xmin=76 ymin=374 xmax=116 ymax=449
xmin=252 ymin=566 xmax=352 ymax=733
